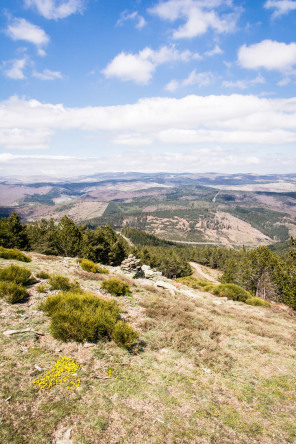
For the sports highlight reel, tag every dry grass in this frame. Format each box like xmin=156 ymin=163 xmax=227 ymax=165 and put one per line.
xmin=0 ymin=254 xmax=296 ymax=443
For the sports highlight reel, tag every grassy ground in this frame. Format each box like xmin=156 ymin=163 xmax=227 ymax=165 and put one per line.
xmin=0 ymin=253 xmax=296 ymax=443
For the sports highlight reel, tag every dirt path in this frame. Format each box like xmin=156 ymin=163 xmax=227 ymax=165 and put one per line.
xmin=117 ymin=232 xmax=134 ymax=247
xmin=189 ymin=262 xmax=221 ymax=284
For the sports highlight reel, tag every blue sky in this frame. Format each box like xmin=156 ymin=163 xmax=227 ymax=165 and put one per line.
xmin=0 ymin=0 xmax=296 ymax=177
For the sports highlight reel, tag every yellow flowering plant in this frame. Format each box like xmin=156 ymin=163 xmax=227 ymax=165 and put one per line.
xmin=33 ymin=356 xmax=81 ymax=390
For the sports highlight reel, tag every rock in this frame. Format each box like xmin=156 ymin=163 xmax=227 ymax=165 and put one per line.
xmin=155 ymin=280 xmax=176 ymax=295
xmin=120 ymin=255 xmax=144 ymax=278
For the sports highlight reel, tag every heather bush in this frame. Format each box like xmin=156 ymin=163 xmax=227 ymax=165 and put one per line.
xmin=79 ymin=259 xmax=109 ymax=274
xmin=36 ymin=271 xmax=50 ymax=279
xmin=0 ymin=265 xmax=34 ymax=287
xmin=48 ymin=274 xmax=80 ymax=292
xmin=209 ymin=283 xmax=251 ymax=302
xmin=245 ymin=297 xmax=270 ymax=307
xmin=40 ymin=291 xmax=137 ymax=347
xmin=101 ymin=278 xmax=130 ymax=296
xmin=175 ymin=276 xmax=209 ymax=289
xmin=0 ymin=247 xmax=31 ymax=262
xmin=0 ymin=281 xmax=29 ymax=303
xmin=111 ymin=320 xmax=138 ymax=348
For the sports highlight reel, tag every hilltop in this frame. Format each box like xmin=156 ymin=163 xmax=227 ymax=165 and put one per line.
xmin=1 ymin=249 xmax=296 ymax=443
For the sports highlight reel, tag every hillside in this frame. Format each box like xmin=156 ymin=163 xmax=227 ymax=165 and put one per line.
xmin=1 ymin=253 xmax=296 ymax=443
xmin=1 ymin=173 xmax=296 ymax=248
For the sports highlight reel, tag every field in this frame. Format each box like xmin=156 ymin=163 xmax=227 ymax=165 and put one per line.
xmin=1 ymin=253 xmax=296 ymax=443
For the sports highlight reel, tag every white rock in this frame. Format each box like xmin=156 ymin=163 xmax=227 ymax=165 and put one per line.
xmin=155 ymin=281 xmax=176 ymax=295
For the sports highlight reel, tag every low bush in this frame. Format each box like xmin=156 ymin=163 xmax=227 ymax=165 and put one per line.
xmin=36 ymin=271 xmax=50 ymax=279
xmin=208 ymin=283 xmax=252 ymax=302
xmin=0 ymin=265 xmax=34 ymax=286
xmin=0 ymin=247 xmax=31 ymax=263
xmin=39 ymin=291 xmax=137 ymax=348
xmin=111 ymin=320 xmax=138 ymax=348
xmin=79 ymin=259 xmax=109 ymax=274
xmin=175 ymin=276 xmax=209 ymax=289
xmin=101 ymin=278 xmax=130 ymax=296
xmin=246 ymin=297 xmax=270 ymax=307
xmin=203 ymin=284 xmax=216 ymax=292
xmin=0 ymin=281 xmax=29 ymax=303
xmin=36 ymin=284 xmax=48 ymax=293
xmin=48 ymin=274 xmax=80 ymax=292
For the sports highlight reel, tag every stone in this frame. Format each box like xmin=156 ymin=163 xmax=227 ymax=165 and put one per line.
xmin=155 ymin=280 xmax=176 ymax=295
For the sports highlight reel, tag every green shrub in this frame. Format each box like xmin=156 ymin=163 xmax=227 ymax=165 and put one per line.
xmin=203 ymin=284 xmax=216 ymax=292
xmin=245 ymin=297 xmax=270 ymax=307
xmin=39 ymin=291 xmax=137 ymax=347
xmin=79 ymin=259 xmax=99 ymax=273
xmin=36 ymin=271 xmax=50 ymax=279
xmin=0 ymin=247 xmax=31 ymax=262
xmin=111 ymin=320 xmax=138 ymax=348
xmin=36 ymin=283 xmax=48 ymax=293
xmin=0 ymin=281 xmax=29 ymax=303
xmin=101 ymin=278 xmax=130 ymax=296
xmin=78 ymin=259 xmax=109 ymax=274
xmin=0 ymin=265 xmax=34 ymax=286
xmin=48 ymin=274 xmax=80 ymax=292
xmin=175 ymin=276 xmax=209 ymax=289
xmin=208 ymin=283 xmax=251 ymax=302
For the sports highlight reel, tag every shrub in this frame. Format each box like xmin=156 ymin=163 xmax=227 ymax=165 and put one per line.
xmin=245 ymin=297 xmax=270 ymax=307
xmin=101 ymin=278 xmax=130 ymax=296
xmin=39 ymin=291 xmax=137 ymax=347
xmin=111 ymin=320 xmax=138 ymax=348
xmin=0 ymin=247 xmax=31 ymax=262
xmin=48 ymin=274 xmax=80 ymax=292
xmin=0 ymin=281 xmax=29 ymax=303
xmin=203 ymin=284 xmax=216 ymax=292
xmin=36 ymin=271 xmax=50 ymax=279
xmin=0 ymin=265 xmax=34 ymax=286
xmin=208 ymin=283 xmax=251 ymax=302
xmin=36 ymin=283 xmax=48 ymax=293
xmin=79 ymin=259 xmax=109 ymax=274
xmin=175 ymin=276 xmax=209 ymax=289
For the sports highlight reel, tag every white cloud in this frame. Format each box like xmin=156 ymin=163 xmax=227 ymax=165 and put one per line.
xmin=103 ymin=46 xmax=200 ymax=84
xmin=6 ymin=18 xmax=49 ymax=52
xmin=165 ymin=70 xmax=214 ymax=91
xmin=2 ymin=148 xmax=295 ymax=177
xmin=33 ymin=69 xmax=63 ymax=80
xmin=264 ymin=0 xmax=296 ymax=18
xmin=2 ymin=58 xmax=27 ymax=80
xmin=238 ymin=40 xmax=296 ymax=71
xmin=117 ymin=11 xmax=146 ymax=29
xmin=149 ymin=0 xmax=240 ymax=39
xmin=222 ymin=74 xmax=265 ymax=89
xmin=205 ymin=44 xmax=223 ymax=56
xmin=24 ymin=0 xmax=84 ymax=20
xmin=0 ymin=94 xmax=296 ymax=153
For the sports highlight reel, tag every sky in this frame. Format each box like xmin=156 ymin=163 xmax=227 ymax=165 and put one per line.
xmin=0 ymin=0 xmax=296 ymax=178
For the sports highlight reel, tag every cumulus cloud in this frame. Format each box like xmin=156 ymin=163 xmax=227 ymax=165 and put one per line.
xmin=32 ymin=68 xmax=63 ymax=80
xmin=117 ymin=11 xmax=146 ymax=29
xmin=149 ymin=0 xmax=240 ymax=39
xmin=165 ymin=70 xmax=214 ymax=91
xmin=103 ymin=46 xmax=200 ymax=84
xmin=264 ymin=0 xmax=296 ymax=18
xmin=24 ymin=0 xmax=84 ymax=20
xmin=238 ymin=40 xmax=296 ymax=71
xmin=2 ymin=58 xmax=27 ymax=80
xmin=0 ymin=94 xmax=296 ymax=153
xmin=222 ymin=74 xmax=265 ymax=89
xmin=6 ymin=18 xmax=49 ymax=53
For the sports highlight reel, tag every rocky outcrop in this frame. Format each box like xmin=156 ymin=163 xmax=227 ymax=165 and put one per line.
xmin=120 ymin=255 xmax=144 ymax=278
xmin=120 ymin=255 xmax=162 ymax=279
